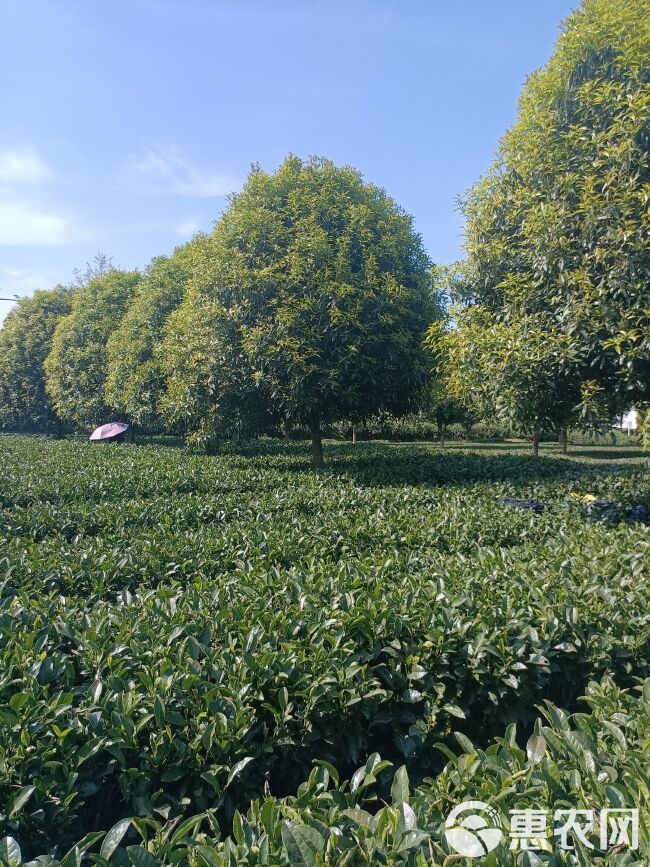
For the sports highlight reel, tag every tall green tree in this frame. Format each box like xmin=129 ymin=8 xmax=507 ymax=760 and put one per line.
xmin=455 ymin=0 xmax=650 ymax=432
xmin=167 ymin=155 xmax=439 ymax=466
xmin=421 ymin=376 xmax=468 ymax=447
xmin=161 ymin=291 xmax=276 ymax=445
xmin=0 ymin=286 xmax=74 ymax=433
xmin=105 ymin=243 xmax=204 ymax=429
xmin=45 ymin=270 xmax=141 ymax=429
xmin=430 ymin=312 xmax=587 ymax=455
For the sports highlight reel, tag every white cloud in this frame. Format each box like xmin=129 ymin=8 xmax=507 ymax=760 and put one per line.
xmin=0 ymin=147 xmax=73 ymax=246
xmin=0 ymin=202 xmax=70 ymax=245
xmin=0 ymin=146 xmax=50 ymax=184
xmin=125 ymin=145 xmax=237 ymax=197
xmin=0 ymin=266 xmax=49 ymax=294
xmin=175 ymin=218 xmax=201 ymax=237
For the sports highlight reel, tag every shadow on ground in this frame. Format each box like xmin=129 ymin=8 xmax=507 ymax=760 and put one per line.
xmin=205 ymin=438 xmax=647 ymax=489
xmin=564 ymin=448 xmax=648 ymax=461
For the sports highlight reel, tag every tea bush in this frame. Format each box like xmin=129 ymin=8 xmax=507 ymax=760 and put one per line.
xmin=0 ymin=436 xmax=648 ymax=859
xmin=4 ymin=676 xmax=648 ymax=865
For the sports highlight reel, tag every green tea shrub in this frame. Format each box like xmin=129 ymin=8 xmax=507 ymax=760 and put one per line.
xmin=5 ymin=677 xmax=649 ymax=864
xmin=0 ymin=436 xmax=648 ymax=854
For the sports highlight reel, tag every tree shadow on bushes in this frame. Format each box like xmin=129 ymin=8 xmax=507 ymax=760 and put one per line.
xmin=322 ymin=443 xmax=585 ymax=488
xmin=206 ymin=438 xmax=644 ymax=488
xmin=162 ymin=436 xmax=648 ymax=490
xmin=564 ymin=448 xmax=648 ymax=461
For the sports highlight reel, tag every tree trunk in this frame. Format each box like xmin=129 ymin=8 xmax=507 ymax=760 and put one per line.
xmin=309 ymin=415 xmax=324 ymax=469
xmin=532 ymin=430 xmax=541 ymax=457
xmin=128 ymin=424 xmax=136 ymax=444
xmin=282 ymin=418 xmax=291 ymax=439
xmin=55 ymin=417 xmax=64 ymax=440
xmin=438 ymin=422 xmax=446 ymax=447
xmin=559 ymin=427 xmax=568 ymax=455
xmin=352 ymin=424 xmax=358 ymax=445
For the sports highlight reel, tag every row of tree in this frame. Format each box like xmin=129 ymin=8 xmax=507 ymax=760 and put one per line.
xmin=0 ymin=158 xmax=442 ymax=467
xmin=0 ymin=0 xmax=647 ymax=464
xmin=430 ymin=0 xmax=649 ymax=453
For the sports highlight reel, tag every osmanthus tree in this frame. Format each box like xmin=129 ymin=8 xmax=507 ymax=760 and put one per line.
xmin=422 ymin=377 xmax=468 ymax=447
xmin=0 ymin=285 xmax=74 ymax=434
xmin=45 ymin=269 xmax=141 ymax=429
xmin=105 ymin=242 xmax=205 ymax=430
xmin=455 ymin=0 xmax=650 ymax=435
xmin=430 ymin=310 xmax=588 ymax=455
xmin=166 ymin=155 xmax=440 ymax=466
xmin=160 ymin=290 xmax=277 ymax=444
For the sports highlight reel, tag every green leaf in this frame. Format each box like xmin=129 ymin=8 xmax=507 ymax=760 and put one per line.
xmin=192 ymin=844 xmax=221 ymax=867
xmin=313 ymin=759 xmax=339 ymax=787
xmin=232 ymin=810 xmax=244 ymax=846
xmin=526 ymin=734 xmax=547 ymax=763
xmin=443 ymin=703 xmax=466 ymax=719
xmin=7 ymin=786 xmax=35 ymax=818
xmin=544 ymin=702 xmax=570 ymax=731
xmin=454 ymin=732 xmax=476 ymax=754
xmin=0 ymin=838 xmax=21 ymax=867
xmin=643 ymin=679 xmax=650 ymax=704
xmin=126 ymin=846 xmax=159 ymax=867
xmin=153 ymin=695 xmax=165 ymax=728
xmin=340 ymin=809 xmax=373 ymax=828
xmin=170 ymin=813 xmax=206 ymax=843
xmin=396 ymin=829 xmax=430 ymax=852
xmin=58 ymin=847 xmax=81 ymax=867
xmin=397 ymin=801 xmax=416 ymax=833
xmin=391 ymin=765 xmax=410 ymax=805
xmin=100 ymin=819 xmax=132 ymax=859
xmin=604 ymin=785 xmax=626 ymax=808
xmin=226 ymin=756 xmax=254 ymax=787
xmin=61 ymin=833 xmax=104 ymax=859
xmin=281 ymin=822 xmax=325 ymax=867
xmin=432 ymin=742 xmax=459 ymax=764
xmin=191 ymin=846 xmax=221 ymax=867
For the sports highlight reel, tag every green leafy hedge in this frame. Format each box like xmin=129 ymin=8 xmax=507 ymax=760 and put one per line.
xmin=3 ymin=677 xmax=649 ymax=865
xmin=0 ymin=437 xmax=648 ymax=856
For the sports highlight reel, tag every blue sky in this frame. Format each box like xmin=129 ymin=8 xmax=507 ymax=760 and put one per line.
xmin=0 ymin=0 xmax=576 ymax=320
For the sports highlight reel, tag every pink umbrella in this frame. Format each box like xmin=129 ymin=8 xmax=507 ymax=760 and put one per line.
xmin=89 ymin=422 xmax=129 ymax=442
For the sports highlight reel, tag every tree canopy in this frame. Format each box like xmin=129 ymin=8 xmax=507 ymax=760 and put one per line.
xmin=0 ymin=286 xmax=74 ymax=433
xmin=436 ymin=0 xmax=650 ymax=450
xmin=105 ymin=244 xmax=203 ymax=428
xmin=45 ymin=269 xmax=141 ymax=429
xmin=166 ymin=155 xmax=439 ymax=465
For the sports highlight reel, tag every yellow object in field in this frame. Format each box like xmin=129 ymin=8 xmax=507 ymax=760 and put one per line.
xmin=570 ymin=492 xmax=599 ymax=503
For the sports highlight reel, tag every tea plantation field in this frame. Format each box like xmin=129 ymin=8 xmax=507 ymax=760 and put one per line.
xmin=1 ymin=436 xmax=649 ymax=864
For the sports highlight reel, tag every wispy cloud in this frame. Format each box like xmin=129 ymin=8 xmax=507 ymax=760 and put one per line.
xmin=0 ymin=202 xmax=70 ymax=245
xmin=0 ymin=266 xmax=50 ymax=295
xmin=0 ymin=146 xmax=76 ymax=246
xmin=124 ymin=145 xmax=238 ymax=197
xmin=0 ymin=146 xmax=50 ymax=184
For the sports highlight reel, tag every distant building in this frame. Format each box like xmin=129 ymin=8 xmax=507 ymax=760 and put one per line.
xmin=620 ymin=408 xmax=638 ymax=432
